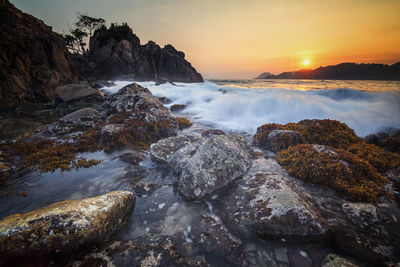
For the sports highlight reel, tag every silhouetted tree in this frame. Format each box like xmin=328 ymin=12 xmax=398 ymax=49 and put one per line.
xmin=64 ymin=14 xmax=105 ymax=55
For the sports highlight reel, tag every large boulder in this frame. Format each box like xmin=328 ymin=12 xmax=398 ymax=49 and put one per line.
xmin=74 ymin=24 xmax=203 ymax=82
xmin=225 ymin=158 xmax=325 ymax=237
xmin=101 ymin=83 xmax=178 ymax=150
xmin=0 ymin=0 xmax=73 ymax=103
xmin=0 ymin=191 xmax=135 ymax=256
xmin=55 ymin=83 xmax=104 ymax=103
xmin=151 ymin=132 xmax=254 ymax=198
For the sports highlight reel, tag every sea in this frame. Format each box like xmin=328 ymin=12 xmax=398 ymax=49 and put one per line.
xmin=104 ymin=79 xmax=400 ymax=137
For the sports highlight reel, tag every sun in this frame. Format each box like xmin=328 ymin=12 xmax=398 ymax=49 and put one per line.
xmin=302 ymin=59 xmax=311 ymax=66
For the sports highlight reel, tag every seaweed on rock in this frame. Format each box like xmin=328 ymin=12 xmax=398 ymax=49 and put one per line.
xmin=9 ymin=130 xmax=102 ymax=173
xmin=175 ymin=117 xmax=193 ymax=130
xmin=254 ymin=119 xmax=362 ymax=149
xmin=276 ymin=144 xmax=389 ymax=202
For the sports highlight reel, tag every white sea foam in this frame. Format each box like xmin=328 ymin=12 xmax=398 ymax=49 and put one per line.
xmin=101 ymin=80 xmax=400 ymax=137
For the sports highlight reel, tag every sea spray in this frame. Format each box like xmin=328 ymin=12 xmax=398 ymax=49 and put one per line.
xmin=101 ymin=80 xmax=400 ymax=137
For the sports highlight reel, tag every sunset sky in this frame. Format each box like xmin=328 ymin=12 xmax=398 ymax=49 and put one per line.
xmin=11 ymin=0 xmax=400 ymax=79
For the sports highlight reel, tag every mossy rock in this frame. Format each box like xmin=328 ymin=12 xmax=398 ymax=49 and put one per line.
xmin=276 ymin=144 xmax=389 ymax=202
xmin=254 ymin=119 xmax=362 ymax=149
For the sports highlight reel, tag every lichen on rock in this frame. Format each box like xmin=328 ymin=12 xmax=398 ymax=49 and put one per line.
xmin=0 ymin=191 xmax=135 ymax=256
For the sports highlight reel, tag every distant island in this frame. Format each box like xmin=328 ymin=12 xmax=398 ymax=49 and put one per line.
xmin=256 ymin=62 xmax=400 ymax=80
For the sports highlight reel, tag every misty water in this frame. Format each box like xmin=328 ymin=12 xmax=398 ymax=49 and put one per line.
xmin=1 ymin=79 xmax=399 ymax=265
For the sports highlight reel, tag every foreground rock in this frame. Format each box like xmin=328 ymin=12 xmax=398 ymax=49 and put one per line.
xmin=72 ymin=236 xmax=209 ymax=267
xmin=225 ymin=158 xmax=325 ymax=237
xmin=254 ymin=129 xmax=304 ymax=152
xmin=0 ymin=0 xmax=73 ymax=103
xmin=0 ymin=118 xmax=45 ymax=144
xmin=151 ymin=131 xmax=253 ymax=198
xmin=0 ymin=191 xmax=135 ymax=256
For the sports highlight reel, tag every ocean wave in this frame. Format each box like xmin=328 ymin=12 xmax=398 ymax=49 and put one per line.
xmin=102 ymin=80 xmax=400 ymax=137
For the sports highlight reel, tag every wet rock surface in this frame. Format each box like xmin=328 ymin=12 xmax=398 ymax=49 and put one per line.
xmin=0 ymin=191 xmax=135 ymax=256
xmin=166 ymin=132 xmax=254 ymax=198
xmin=53 ymin=108 xmax=101 ymax=134
xmin=225 ymin=158 xmax=325 ymax=237
xmin=0 ymin=118 xmax=45 ymax=144
xmin=72 ymin=236 xmax=210 ymax=267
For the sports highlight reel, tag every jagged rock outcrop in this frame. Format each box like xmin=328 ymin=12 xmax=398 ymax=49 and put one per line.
xmin=0 ymin=191 xmax=135 ymax=256
xmin=0 ymin=0 xmax=73 ymax=103
xmin=73 ymin=24 xmax=203 ymax=83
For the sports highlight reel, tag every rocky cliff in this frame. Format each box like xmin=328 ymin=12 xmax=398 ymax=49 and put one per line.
xmin=0 ymin=0 xmax=73 ymax=103
xmin=72 ymin=24 xmax=203 ymax=83
xmin=256 ymin=62 xmax=400 ymax=80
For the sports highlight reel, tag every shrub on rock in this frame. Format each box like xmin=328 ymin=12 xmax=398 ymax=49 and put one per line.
xmin=276 ymin=144 xmax=389 ymax=202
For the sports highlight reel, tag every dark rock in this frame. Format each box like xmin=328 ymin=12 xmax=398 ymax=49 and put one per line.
xmin=0 ymin=0 xmax=73 ymax=103
xmin=255 ymin=129 xmax=304 ymax=152
xmin=89 ymin=80 xmax=115 ymax=89
xmin=225 ymin=158 xmax=325 ymax=237
xmin=0 ymin=191 xmax=135 ymax=256
xmin=55 ymin=83 xmax=104 ymax=103
xmin=76 ymin=25 xmax=203 ymax=83
xmin=0 ymin=150 xmax=12 ymax=183
xmin=53 ymin=108 xmax=101 ymax=134
xmin=0 ymin=118 xmax=45 ymax=144
xmin=170 ymin=104 xmax=187 ymax=112
xmin=119 ymin=151 xmax=146 ymax=165
xmin=158 ymin=96 xmax=172 ymax=104
xmin=274 ymin=248 xmax=289 ymax=263
xmin=71 ymin=236 xmax=210 ymax=267
xmin=167 ymin=133 xmax=253 ymax=198
xmin=341 ymin=203 xmax=380 ymax=228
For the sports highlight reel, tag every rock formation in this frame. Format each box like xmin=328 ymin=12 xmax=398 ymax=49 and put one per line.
xmin=0 ymin=0 xmax=73 ymax=103
xmin=256 ymin=62 xmax=400 ymax=80
xmin=72 ymin=24 xmax=203 ymax=83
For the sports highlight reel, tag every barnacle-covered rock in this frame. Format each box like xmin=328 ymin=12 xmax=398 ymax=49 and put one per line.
xmin=150 ymin=134 xmax=203 ymax=164
xmin=322 ymin=254 xmax=358 ymax=267
xmin=225 ymin=158 xmax=325 ymax=237
xmin=53 ymin=108 xmax=101 ymax=134
xmin=0 ymin=191 xmax=135 ymax=256
xmin=71 ymin=236 xmax=209 ymax=267
xmin=168 ymin=133 xmax=253 ymax=198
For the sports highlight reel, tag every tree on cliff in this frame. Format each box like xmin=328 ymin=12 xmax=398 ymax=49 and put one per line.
xmin=64 ymin=14 xmax=105 ymax=55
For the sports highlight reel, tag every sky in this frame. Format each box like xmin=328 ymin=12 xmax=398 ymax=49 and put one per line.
xmin=11 ymin=0 xmax=400 ymax=79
